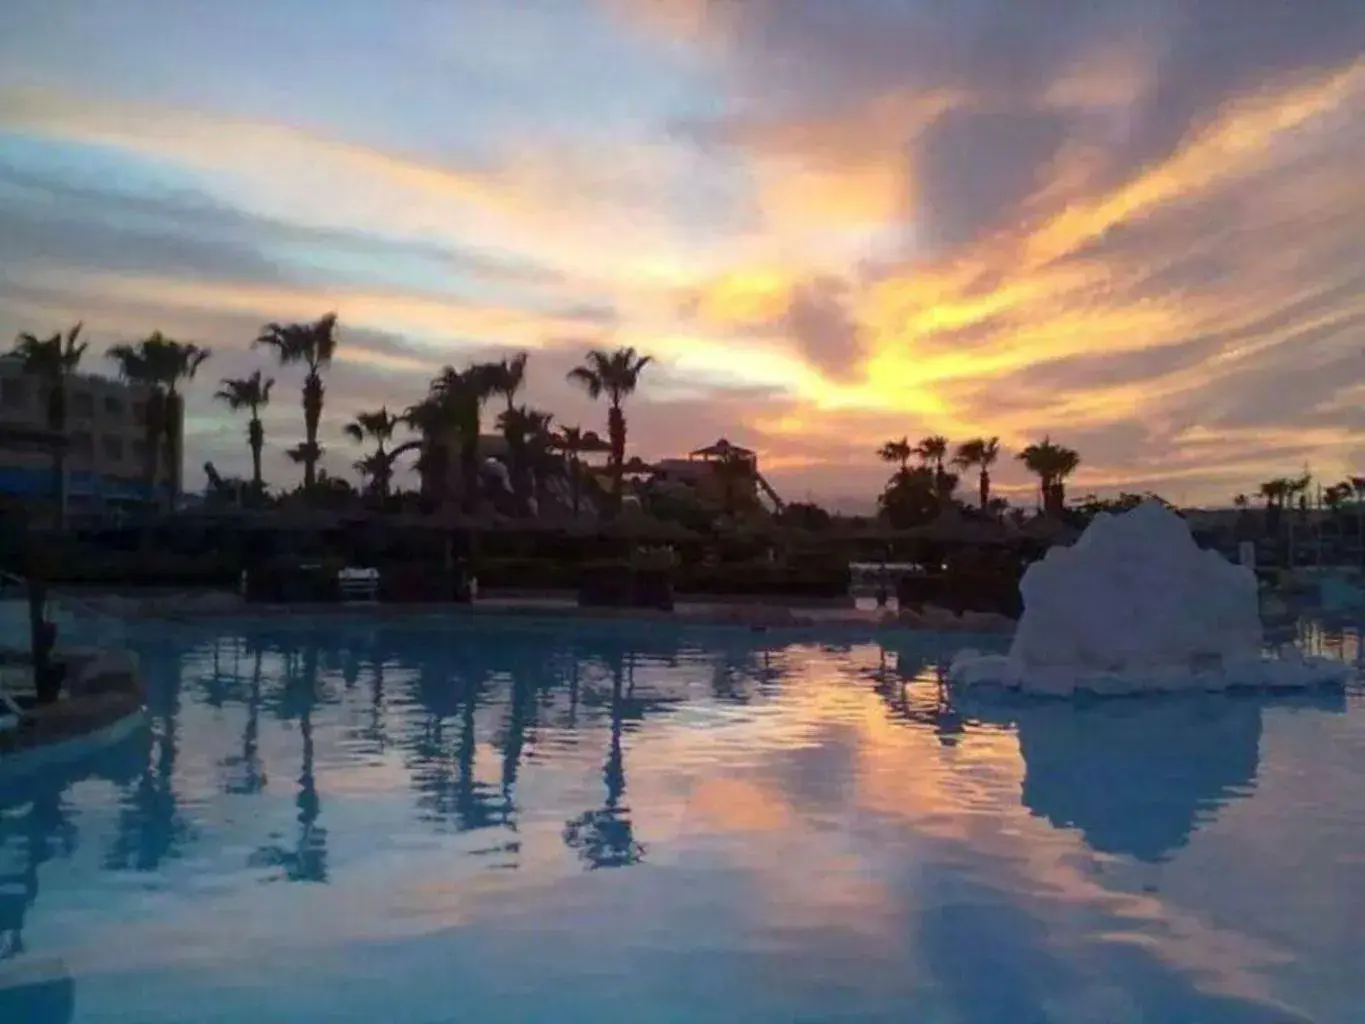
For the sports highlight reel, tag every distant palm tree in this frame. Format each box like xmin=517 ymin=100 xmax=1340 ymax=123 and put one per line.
xmin=553 ymin=426 xmax=607 ymax=518
xmin=567 ymin=346 xmax=652 ymax=517
xmin=254 ymin=313 xmax=338 ymax=493
xmin=1016 ymin=437 xmax=1080 ymax=515
xmin=953 ymin=436 xmax=1001 ymax=511
xmin=496 ymin=404 xmax=554 ymax=514
xmin=916 ymin=435 xmax=954 ymax=505
xmin=915 ymin=435 xmax=949 ymax=473
xmin=489 ymin=351 xmax=529 ymax=413
xmin=107 ymin=332 xmax=211 ymax=510
xmin=9 ymin=323 xmax=87 ymax=527
xmin=1258 ymin=478 xmax=1290 ymax=538
xmin=214 ymin=369 xmax=274 ymax=498
xmin=426 ymin=365 xmax=499 ymax=514
xmin=878 ymin=437 xmax=912 ymax=474
xmin=400 ymin=395 xmax=453 ymax=507
xmin=344 ymin=407 xmax=401 ymax=500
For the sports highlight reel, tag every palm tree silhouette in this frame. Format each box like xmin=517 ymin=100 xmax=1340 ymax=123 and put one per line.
xmin=953 ymin=436 xmax=1001 ymax=511
xmin=344 ymin=407 xmax=402 ymax=501
xmin=567 ymin=346 xmax=653 ymax=517
xmin=107 ymin=332 xmax=212 ymax=510
xmin=214 ymin=369 xmax=274 ymax=499
xmin=253 ymin=313 xmax=338 ymax=494
xmin=878 ymin=436 xmax=912 ymax=474
xmin=9 ymin=322 xmax=86 ymax=528
xmin=1016 ymin=437 xmax=1081 ymax=515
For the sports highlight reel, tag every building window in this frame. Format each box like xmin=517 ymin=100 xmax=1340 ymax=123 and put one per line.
xmin=0 ymin=378 xmax=26 ymax=409
xmin=71 ymin=431 xmax=94 ymax=458
xmin=71 ymin=391 xmax=95 ymax=419
xmin=104 ymin=395 xmax=125 ymax=418
xmin=103 ymin=435 xmax=124 ymax=461
xmin=131 ymin=439 xmax=147 ymax=461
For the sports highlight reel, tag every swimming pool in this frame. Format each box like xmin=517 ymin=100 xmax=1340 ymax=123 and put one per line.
xmin=2 ymin=615 xmax=1363 ymax=1023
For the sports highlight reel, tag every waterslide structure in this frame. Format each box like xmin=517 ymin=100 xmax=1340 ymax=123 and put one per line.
xmin=753 ymin=470 xmax=784 ymax=513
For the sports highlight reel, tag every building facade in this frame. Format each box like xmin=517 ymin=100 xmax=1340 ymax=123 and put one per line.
xmin=0 ymin=356 xmax=179 ymax=518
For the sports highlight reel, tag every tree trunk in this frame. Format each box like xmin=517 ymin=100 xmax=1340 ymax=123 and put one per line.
xmin=978 ymin=468 xmax=990 ymax=511
xmin=47 ymin=381 xmax=67 ymax=530
xmin=163 ymin=390 xmax=182 ymax=512
xmin=248 ymin=417 xmax=264 ymax=495
xmin=607 ymin=404 xmax=626 ymax=517
xmin=303 ymin=373 xmax=323 ymax=492
xmin=143 ymin=391 xmax=164 ymax=516
xmin=460 ymin=436 xmax=480 ymax=516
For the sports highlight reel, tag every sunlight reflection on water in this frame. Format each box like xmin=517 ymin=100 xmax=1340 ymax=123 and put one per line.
xmin=0 ymin=614 xmax=1362 ymax=1023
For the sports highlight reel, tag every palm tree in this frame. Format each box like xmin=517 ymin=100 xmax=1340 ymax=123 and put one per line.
xmin=107 ymin=332 xmax=211 ymax=510
xmin=567 ymin=346 xmax=653 ymax=516
xmin=214 ymin=369 xmax=274 ymax=498
xmin=915 ymin=435 xmax=949 ymax=473
xmin=400 ymin=395 xmax=453 ymax=508
xmin=519 ymin=408 xmax=557 ymax=514
xmin=9 ymin=323 xmax=87 ymax=527
xmin=489 ymin=352 xmax=528 ymax=413
xmin=878 ymin=437 xmax=912 ymax=474
xmin=426 ymin=365 xmax=498 ymax=514
xmin=1016 ymin=437 xmax=1081 ymax=515
xmin=953 ymin=436 xmax=1001 ymax=511
xmin=254 ymin=313 xmax=338 ymax=493
xmin=916 ymin=435 xmax=954 ymax=506
xmin=553 ymin=426 xmax=607 ymax=518
xmin=343 ymin=407 xmax=401 ymax=501
xmin=495 ymin=404 xmax=551 ymax=514
xmin=1258 ymin=478 xmax=1290 ymax=538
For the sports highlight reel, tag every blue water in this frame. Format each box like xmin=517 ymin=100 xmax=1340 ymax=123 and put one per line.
xmin=3 ymin=616 xmax=1365 ymax=1023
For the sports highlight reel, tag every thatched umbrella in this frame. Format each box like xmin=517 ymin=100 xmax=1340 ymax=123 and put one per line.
xmin=1014 ymin=514 xmax=1080 ymax=545
xmin=910 ymin=507 xmax=1011 ymax=545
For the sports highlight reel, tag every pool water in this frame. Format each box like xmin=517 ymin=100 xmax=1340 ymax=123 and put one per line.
xmin=2 ymin=616 xmax=1364 ymax=1023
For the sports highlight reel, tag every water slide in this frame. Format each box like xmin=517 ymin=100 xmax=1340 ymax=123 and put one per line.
xmin=754 ymin=471 xmax=784 ymax=512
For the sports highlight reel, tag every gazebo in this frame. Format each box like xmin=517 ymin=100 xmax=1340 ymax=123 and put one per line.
xmin=688 ymin=438 xmax=757 ymax=467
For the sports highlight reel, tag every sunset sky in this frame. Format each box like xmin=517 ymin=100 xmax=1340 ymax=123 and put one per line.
xmin=2 ymin=0 xmax=1364 ymax=509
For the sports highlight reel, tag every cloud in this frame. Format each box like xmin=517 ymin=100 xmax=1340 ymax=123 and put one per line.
xmin=5 ymin=2 xmax=1365 ymax=506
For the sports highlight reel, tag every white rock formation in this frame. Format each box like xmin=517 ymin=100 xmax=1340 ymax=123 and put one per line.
xmin=949 ymin=499 xmax=1351 ymax=695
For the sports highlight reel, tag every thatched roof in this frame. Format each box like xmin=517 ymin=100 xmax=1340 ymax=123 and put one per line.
xmin=688 ymin=438 xmax=754 ymax=459
xmin=1013 ymin=514 xmax=1080 ymax=544
xmin=910 ymin=508 xmax=1012 ymax=545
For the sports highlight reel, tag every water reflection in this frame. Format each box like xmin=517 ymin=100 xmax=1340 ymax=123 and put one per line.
xmin=958 ymin=689 xmax=1347 ymax=862
xmin=103 ymin=639 xmax=191 ymax=872
xmin=0 ymin=617 xmax=1359 ymax=1021
xmin=0 ymin=727 xmax=146 ymax=1022
xmin=563 ymin=644 xmax=645 ymax=869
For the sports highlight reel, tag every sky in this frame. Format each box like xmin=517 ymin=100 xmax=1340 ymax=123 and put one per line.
xmin=2 ymin=0 xmax=1365 ymax=510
